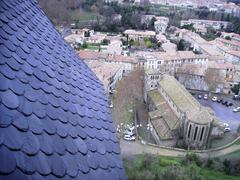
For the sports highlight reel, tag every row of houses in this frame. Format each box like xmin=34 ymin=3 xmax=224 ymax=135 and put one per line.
xmin=180 ymin=19 xmax=230 ymax=33
xmin=135 ymin=51 xmax=209 ymax=70
xmin=79 ymin=50 xmax=138 ymax=93
xmin=178 ymin=29 xmax=240 ymax=63
xmin=175 ymin=62 xmax=240 ymax=94
xmin=141 ymin=15 xmax=169 ymax=33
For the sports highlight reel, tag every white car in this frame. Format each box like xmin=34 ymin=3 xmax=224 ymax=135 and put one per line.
xmin=224 ymin=127 xmax=231 ymax=132
xmin=212 ymin=96 xmax=218 ymax=102
xmin=203 ymin=94 xmax=208 ymax=100
xmin=233 ymin=107 xmax=240 ymax=112
xmin=223 ymin=123 xmax=229 ymax=127
xmin=123 ymin=135 xmax=136 ymax=141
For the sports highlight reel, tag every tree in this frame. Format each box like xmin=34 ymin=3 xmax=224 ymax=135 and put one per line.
xmin=231 ymin=83 xmax=240 ymax=94
xmin=177 ymin=39 xmax=191 ymax=51
xmin=225 ymin=36 xmax=232 ymax=40
xmin=149 ymin=17 xmax=157 ymax=30
xmin=101 ymin=39 xmax=110 ymax=45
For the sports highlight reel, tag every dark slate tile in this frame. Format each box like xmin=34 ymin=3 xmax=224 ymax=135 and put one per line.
xmin=42 ymin=117 xmax=57 ymax=135
xmin=84 ymin=126 xmax=97 ymax=139
xmin=38 ymin=133 xmax=54 ymax=155
xmin=76 ymin=126 xmax=87 ymax=140
xmin=0 ymin=90 xmax=19 ymax=109
xmin=2 ymin=126 xmax=23 ymax=150
xmin=105 ymin=153 xmax=116 ymax=168
xmin=47 ymin=153 xmax=67 ymax=178
xmin=104 ymin=140 xmax=113 ymax=154
xmin=46 ymin=105 xmax=58 ymax=120
xmin=55 ymin=121 xmax=68 ymax=138
xmin=86 ymin=151 xmax=99 ymax=170
xmin=14 ymin=151 xmax=36 ymax=175
xmin=4 ymin=39 xmax=17 ymax=52
xmin=52 ymin=134 xmax=66 ymax=156
xmin=109 ymin=168 xmax=120 ymax=180
xmin=0 ymin=110 xmax=13 ymax=128
xmin=48 ymin=94 xmax=60 ymax=108
xmin=24 ymin=87 xmax=38 ymax=102
xmin=32 ymin=102 xmax=47 ymax=119
xmin=112 ymin=142 xmax=121 ymax=154
xmin=67 ymin=124 xmax=78 ymax=138
xmin=77 ymin=154 xmax=90 ymax=174
xmin=8 ymin=20 xmax=18 ymax=31
xmin=17 ymin=70 xmax=30 ymax=84
xmin=16 ymin=46 xmax=28 ymax=60
xmin=85 ymin=137 xmax=97 ymax=153
xmin=0 ymin=146 xmax=16 ymax=174
xmin=0 ymin=73 xmax=10 ymax=91
xmin=0 ymin=27 xmax=10 ymax=41
xmin=12 ymin=116 xmax=29 ymax=132
xmin=12 ymin=53 xmax=24 ymax=65
xmin=62 ymin=153 xmax=79 ymax=178
xmin=27 ymin=114 xmax=44 ymax=135
xmin=68 ymin=113 xmax=78 ymax=126
xmin=63 ymin=136 xmax=78 ymax=155
xmin=21 ymin=131 xmax=40 ymax=155
xmin=0 ymin=64 xmax=16 ymax=80
xmin=97 ymin=154 xmax=109 ymax=169
xmin=18 ymin=96 xmax=32 ymax=115
xmin=37 ymin=91 xmax=48 ymax=105
xmin=100 ymin=128 xmax=110 ymax=140
xmin=111 ymin=154 xmax=124 ymax=169
xmin=2 ymin=23 xmax=15 ymax=35
xmin=29 ymin=76 xmax=41 ymax=90
xmin=21 ymin=62 xmax=33 ymax=75
xmin=0 ymin=169 xmax=26 ymax=180
xmin=95 ymin=139 xmax=106 ymax=155
xmin=0 ymin=11 xmax=9 ymax=23
xmin=74 ymin=138 xmax=88 ymax=155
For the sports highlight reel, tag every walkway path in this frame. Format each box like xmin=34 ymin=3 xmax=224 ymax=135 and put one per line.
xmin=120 ymin=140 xmax=240 ymax=158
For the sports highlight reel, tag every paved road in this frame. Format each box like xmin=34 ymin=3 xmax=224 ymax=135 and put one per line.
xmin=120 ymin=140 xmax=240 ymax=158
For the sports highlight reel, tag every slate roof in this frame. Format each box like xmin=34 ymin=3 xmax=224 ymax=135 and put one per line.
xmin=0 ymin=0 xmax=125 ymax=179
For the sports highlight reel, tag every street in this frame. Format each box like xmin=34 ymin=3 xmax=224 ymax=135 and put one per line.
xmin=196 ymin=98 xmax=240 ymax=131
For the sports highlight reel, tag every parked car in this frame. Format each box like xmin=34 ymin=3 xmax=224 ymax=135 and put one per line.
xmin=109 ymin=103 xmax=113 ymax=108
xmin=227 ymin=102 xmax=233 ymax=107
xmin=223 ymin=123 xmax=229 ymax=127
xmin=233 ymin=95 xmax=240 ymax=100
xmin=224 ymin=127 xmax=231 ymax=132
xmin=233 ymin=107 xmax=240 ymax=112
xmin=123 ymin=134 xmax=136 ymax=141
xmin=198 ymin=94 xmax=202 ymax=99
xmin=212 ymin=96 xmax=218 ymax=102
xmin=217 ymin=99 xmax=223 ymax=103
xmin=222 ymin=100 xmax=228 ymax=106
xmin=203 ymin=94 xmax=208 ymax=100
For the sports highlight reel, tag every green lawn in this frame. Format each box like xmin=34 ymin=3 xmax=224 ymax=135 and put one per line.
xmin=234 ymin=139 xmax=240 ymax=145
xmin=70 ymin=9 xmax=102 ymax=22
xmin=124 ymin=154 xmax=240 ymax=180
xmin=199 ymin=167 xmax=239 ymax=180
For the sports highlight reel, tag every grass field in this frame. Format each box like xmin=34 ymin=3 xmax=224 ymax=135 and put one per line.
xmin=124 ymin=154 xmax=240 ymax=180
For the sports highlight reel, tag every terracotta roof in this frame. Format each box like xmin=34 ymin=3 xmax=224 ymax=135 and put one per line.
xmin=106 ymin=55 xmax=138 ymax=64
